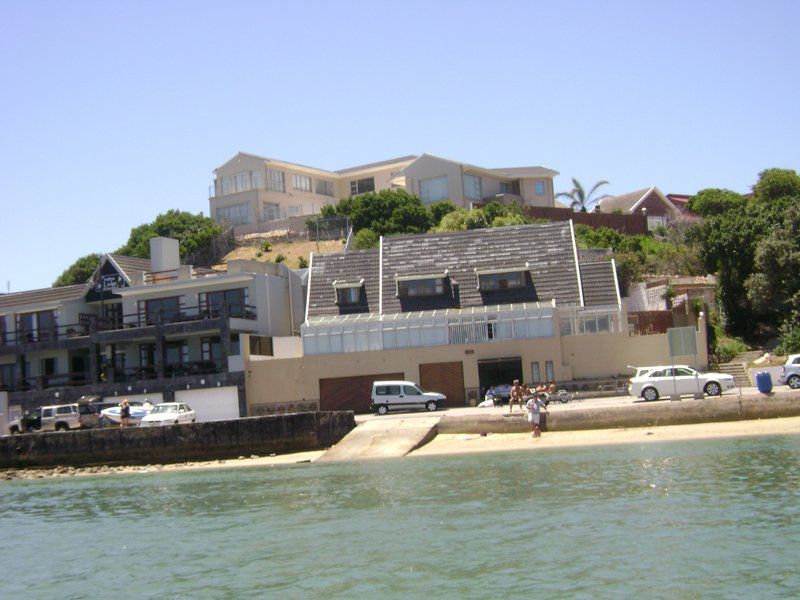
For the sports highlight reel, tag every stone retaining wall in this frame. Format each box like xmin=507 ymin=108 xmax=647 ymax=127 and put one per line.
xmin=437 ymin=394 xmax=800 ymax=434
xmin=0 ymin=411 xmax=355 ymax=468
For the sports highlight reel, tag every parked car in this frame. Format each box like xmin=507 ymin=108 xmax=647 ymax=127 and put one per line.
xmin=9 ymin=403 xmax=81 ymax=434
xmin=139 ymin=402 xmax=196 ymax=427
xmin=778 ymin=354 xmax=800 ymax=389
xmin=370 ymin=381 xmax=447 ymax=415
xmin=628 ymin=366 xmax=735 ymax=401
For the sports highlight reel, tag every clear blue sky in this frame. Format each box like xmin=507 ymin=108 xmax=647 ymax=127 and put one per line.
xmin=1 ymin=0 xmax=798 ymax=292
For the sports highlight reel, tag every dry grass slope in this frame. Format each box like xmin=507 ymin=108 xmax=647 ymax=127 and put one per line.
xmin=219 ymin=239 xmax=345 ymax=269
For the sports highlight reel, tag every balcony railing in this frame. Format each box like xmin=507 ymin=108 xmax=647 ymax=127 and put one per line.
xmin=0 ymin=304 xmax=256 ymax=348
xmin=0 ymin=359 xmax=225 ymax=393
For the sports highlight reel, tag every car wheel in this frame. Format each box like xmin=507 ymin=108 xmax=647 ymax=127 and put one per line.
xmin=55 ymin=423 xmax=68 ymax=431
xmin=10 ymin=427 xmax=19 ymax=435
xmin=425 ymin=400 xmax=438 ymax=412
xmin=704 ymin=381 xmax=722 ymax=396
xmin=376 ymin=405 xmax=388 ymax=415
xmin=788 ymin=375 xmax=800 ymax=389
xmin=191 ymin=418 xmax=196 ymax=423
xmin=174 ymin=420 xmax=179 ymax=424
xmin=642 ymin=387 xmax=659 ymax=401
xmin=560 ymin=396 xmax=570 ymax=404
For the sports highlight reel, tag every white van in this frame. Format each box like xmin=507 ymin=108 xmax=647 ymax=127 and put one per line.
xmin=370 ymin=381 xmax=447 ymax=415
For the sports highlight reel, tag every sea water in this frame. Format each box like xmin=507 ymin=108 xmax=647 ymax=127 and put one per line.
xmin=2 ymin=435 xmax=800 ymax=599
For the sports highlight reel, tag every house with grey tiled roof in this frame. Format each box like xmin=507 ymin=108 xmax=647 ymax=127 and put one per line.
xmin=303 ymin=222 xmax=623 ymax=361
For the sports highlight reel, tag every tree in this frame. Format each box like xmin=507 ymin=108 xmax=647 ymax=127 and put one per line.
xmin=53 ymin=253 xmax=101 ymax=287
xmin=686 ymin=188 xmax=745 ymax=217
xmin=556 ymin=178 xmax=611 ymax=212
xmin=429 ymin=200 xmax=457 ymax=227
xmin=353 ymin=228 xmax=379 ymax=249
xmin=324 ymin=189 xmax=432 ymax=236
xmin=752 ymin=168 xmax=800 ymax=202
xmin=116 ymin=210 xmax=222 ymax=259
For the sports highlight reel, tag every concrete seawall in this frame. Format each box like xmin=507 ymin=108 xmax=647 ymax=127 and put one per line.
xmin=0 ymin=411 xmax=356 ymax=468
xmin=437 ymin=393 xmax=800 ymax=434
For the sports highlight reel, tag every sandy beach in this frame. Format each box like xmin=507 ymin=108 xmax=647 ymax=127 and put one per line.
xmin=4 ymin=416 xmax=800 ymax=480
xmin=410 ymin=415 xmax=800 ymax=457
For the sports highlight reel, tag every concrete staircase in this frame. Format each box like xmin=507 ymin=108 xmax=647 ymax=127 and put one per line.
xmin=717 ymin=350 xmax=763 ymax=387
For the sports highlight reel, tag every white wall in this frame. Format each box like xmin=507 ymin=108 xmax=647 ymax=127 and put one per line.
xmin=175 ymin=386 xmax=240 ymax=421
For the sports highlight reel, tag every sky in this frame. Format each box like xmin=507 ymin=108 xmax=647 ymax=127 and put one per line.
xmin=1 ymin=0 xmax=798 ymax=292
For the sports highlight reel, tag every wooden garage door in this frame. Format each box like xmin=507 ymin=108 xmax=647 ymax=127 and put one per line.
xmin=419 ymin=361 xmax=465 ymax=408
xmin=319 ymin=372 xmax=404 ymax=413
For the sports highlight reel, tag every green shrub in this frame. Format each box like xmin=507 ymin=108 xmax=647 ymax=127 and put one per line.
xmin=715 ymin=338 xmax=748 ymax=363
xmin=255 ymin=251 xmax=263 ymax=258
xmin=260 ymin=240 xmax=271 ymax=252
xmin=274 ymin=253 xmax=286 ymax=263
xmin=298 ymin=256 xmax=309 ymax=269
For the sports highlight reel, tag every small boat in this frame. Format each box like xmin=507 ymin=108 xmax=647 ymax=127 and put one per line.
xmin=100 ymin=402 xmax=153 ymax=425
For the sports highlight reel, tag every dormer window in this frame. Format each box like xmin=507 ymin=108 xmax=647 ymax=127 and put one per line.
xmin=395 ymin=271 xmax=448 ymax=298
xmin=333 ymin=279 xmax=364 ymax=305
xmin=476 ymin=266 xmax=529 ymax=291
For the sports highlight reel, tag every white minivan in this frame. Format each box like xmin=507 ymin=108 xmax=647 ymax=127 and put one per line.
xmin=370 ymin=381 xmax=447 ymax=415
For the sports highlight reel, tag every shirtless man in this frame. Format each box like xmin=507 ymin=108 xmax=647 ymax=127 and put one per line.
xmin=509 ymin=379 xmax=525 ymax=413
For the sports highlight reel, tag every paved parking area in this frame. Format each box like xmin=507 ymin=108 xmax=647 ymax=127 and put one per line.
xmin=356 ymin=386 xmax=765 ymax=424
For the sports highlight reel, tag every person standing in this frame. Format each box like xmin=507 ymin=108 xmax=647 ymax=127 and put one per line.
xmin=119 ymin=398 xmax=131 ymax=427
xmin=526 ymin=394 xmax=547 ymax=437
xmin=509 ymin=379 xmax=524 ymax=413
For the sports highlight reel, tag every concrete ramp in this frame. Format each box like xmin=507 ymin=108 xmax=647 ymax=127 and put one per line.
xmin=317 ymin=416 xmax=440 ymax=462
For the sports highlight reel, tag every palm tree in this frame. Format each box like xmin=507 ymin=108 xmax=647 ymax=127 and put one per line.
xmin=556 ymin=178 xmax=611 ymax=212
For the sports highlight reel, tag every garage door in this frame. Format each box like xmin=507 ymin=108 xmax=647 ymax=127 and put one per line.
xmin=419 ymin=361 xmax=465 ymax=408
xmin=319 ymin=372 xmax=404 ymax=413
xmin=175 ymin=386 xmax=241 ymax=422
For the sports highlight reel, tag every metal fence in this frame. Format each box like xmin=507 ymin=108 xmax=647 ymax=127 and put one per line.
xmin=306 ymin=216 xmax=351 ymax=241
xmin=182 ymin=226 xmax=236 ymax=267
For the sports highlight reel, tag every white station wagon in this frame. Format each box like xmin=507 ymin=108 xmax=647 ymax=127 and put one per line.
xmin=370 ymin=381 xmax=447 ymax=415
xmin=628 ymin=366 xmax=735 ymax=401
xmin=139 ymin=402 xmax=196 ymax=427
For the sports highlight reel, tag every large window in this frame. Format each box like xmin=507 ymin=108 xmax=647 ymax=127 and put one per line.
xmin=419 ymin=176 xmax=449 ymax=204
xmin=36 ymin=310 xmax=56 ymax=341
xmin=500 ymin=182 xmax=512 ymax=194
xmin=200 ymin=288 xmax=249 ymax=318
xmin=216 ymin=203 xmax=250 ymax=225
xmin=397 ymin=277 xmax=446 ymax=298
xmin=18 ymin=313 xmax=35 ymax=342
xmin=0 ymin=317 xmax=5 ymax=345
xmin=478 ymin=271 xmax=526 ymax=291
xmin=261 ymin=202 xmax=280 ymax=222
xmin=535 ymin=180 xmax=546 ymax=196
xmin=268 ymin=169 xmax=286 ymax=193
xmin=0 ymin=363 xmax=14 ymax=390
xmin=142 ymin=297 xmax=181 ymax=325
xmin=293 ymin=174 xmax=312 ymax=192
xmin=350 ymin=177 xmax=375 ymax=196
xmin=463 ymin=174 xmax=482 ymax=200
xmin=233 ymin=171 xmax=250 ymax=192
xmin=316 ymin=179 xmax=334 ymax=196
xmin=164 ymin=341 xmax=189 ymax=375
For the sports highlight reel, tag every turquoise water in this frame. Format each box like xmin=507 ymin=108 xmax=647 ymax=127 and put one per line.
xmin=2 ymin=436 xmax=800 ymax=599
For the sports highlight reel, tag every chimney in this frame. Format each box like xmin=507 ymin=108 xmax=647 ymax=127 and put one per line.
xmin=149 ymin=237 xmax=180 ymax=272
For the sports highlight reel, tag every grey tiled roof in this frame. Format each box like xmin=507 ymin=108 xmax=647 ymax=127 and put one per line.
xmin=306 ymin=222 xmax=622 ymax=317
xmin=108 ymin=254 xmax=151 ymax=280
xmin=382 ymin=223 xmax=581 ymax=313
xmin=307 ymin=249 xmax=380 ymax=317
xmin=580 ymin=262 xmax=619 ymax=306
xmin=0 ymin=284 xmax=87 ymax=310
